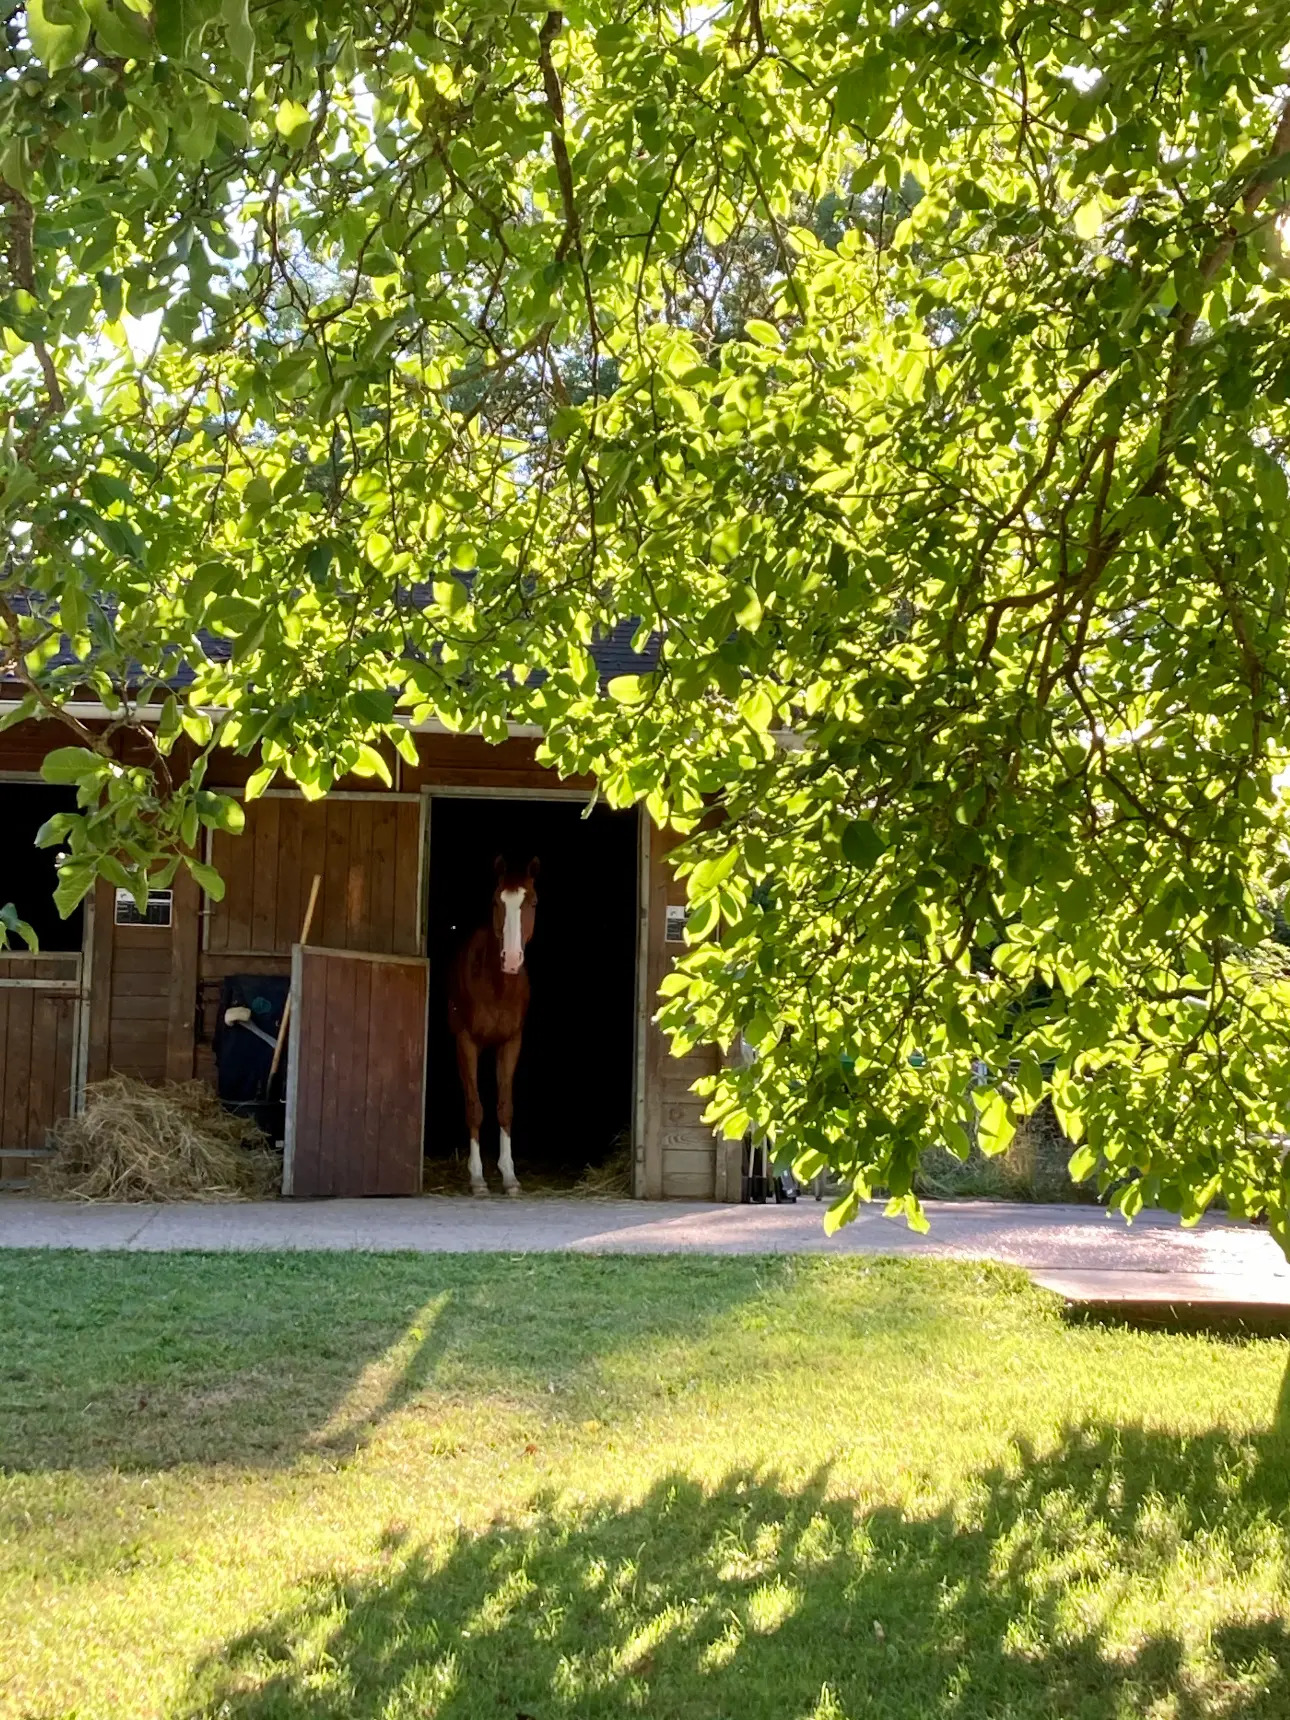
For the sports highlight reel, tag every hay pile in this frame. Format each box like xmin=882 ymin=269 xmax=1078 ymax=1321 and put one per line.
xmin=36 ymin=1076 xmax=280 ymax=1202
xmin=572 ymin=1136 xmax=634 ymax=1197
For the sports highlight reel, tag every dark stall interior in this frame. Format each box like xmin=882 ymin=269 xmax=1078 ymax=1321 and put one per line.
xmin=425 ymin=796 xmax=638 ymax=1186
xmin=3 ymin=784 xmax=85 ymax=952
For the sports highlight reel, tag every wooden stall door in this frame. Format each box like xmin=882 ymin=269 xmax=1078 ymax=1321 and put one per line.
xmin=0 ymin=958 xmax=79 ymax=1187
xmin=283 ymin=946 xmax=428 ymax=1197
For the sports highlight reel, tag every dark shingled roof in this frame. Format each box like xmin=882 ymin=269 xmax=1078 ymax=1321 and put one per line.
xmin=4 ymin=593 xmax=659 ymax=699
xmin=582 ymin=618 xmax=660 ymax=682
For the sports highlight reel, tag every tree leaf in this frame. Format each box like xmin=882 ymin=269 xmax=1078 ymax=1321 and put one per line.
xmin=0 ymin=464 xmax=38 ymax=511
xmin=0 ymin=138 xmax=31 ymax=199
xmin=274 ymin=98 xmax=312 ymax=145
xmin=66 ymin=500 xmax=143 ymax=564
xmin=735 ymin=586 xmax=763 ymax=630
xmin=1066 ymin=1144 xmax=1097 ymax=1183
xmin=433 ymin=577 xmax=469 ymax=614
xmin=196 ymin=790 xmax=245 ymax=832
xmin=973 ymin=1088 xmax=1016 ymax=1157
xmin=823 ymin=1186 xmax=860 ymax=1235
xmin=351 ymin=688 xmax=397 ymax=725
xmin=1005 ymin=832 xmax=1040 ymax=885
xmin=154 ymin=0 xmax=222 ymax=58
xmin=34 ymin=811 xmax=77 ymax=847
xmin=353 ymin=742 xmax=393 ymax=784
xmin=0 ymin=903 xmax=38 ymax=952
xmin=220 ymin=0 xmax=254 ymax=79
xmin=85 ymin=0 xmax=152 ymax=59
xmin=608 ymin=675 xmax=649 ymax=705
xmin=1072 ymin=201 xmax=1102 ymax=240
xmin=943 ymin=1119 xmax=972 ymax=1161
xmin=742 ymin=688 xmax=774 ymax=731
xmin=54 ymin=866 xmax=97 ymax=918
xmin=841 ymin=819 xmax=884 ymax=868
xmin=27 ymin=0 xmax=90 ymax=72
xmin=186 ymin=857 xmax=225 ymax=901
xmin=41 ymin=746 xmax=103 ymax=784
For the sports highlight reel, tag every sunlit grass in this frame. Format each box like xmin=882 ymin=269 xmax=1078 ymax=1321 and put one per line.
xmin=0 ymin=1251 xmax=1288 ymax=1718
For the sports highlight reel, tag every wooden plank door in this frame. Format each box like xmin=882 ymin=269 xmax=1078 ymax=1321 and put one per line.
xmin=283 ymin=945 xmax=428 ymax=1197
xmin=0 ymin=956 xmax=81 ymax=1188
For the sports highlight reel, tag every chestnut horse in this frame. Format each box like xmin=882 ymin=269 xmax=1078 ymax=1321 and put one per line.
xmin=447 ymin=857 xmax=539 ymax=1196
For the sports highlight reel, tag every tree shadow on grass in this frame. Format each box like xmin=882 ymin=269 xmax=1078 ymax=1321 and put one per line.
xmin=0 ymin=1252 xmax=794 ymax=1472
xmin=183 ymin=1402 xmax=1290 ymax=1720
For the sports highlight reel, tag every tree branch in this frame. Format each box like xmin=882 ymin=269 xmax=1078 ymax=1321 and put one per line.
xmin=0 ymin=180 xmax=65 ymax=450
xmin=538 ymin=11 xmax=581 ymax=265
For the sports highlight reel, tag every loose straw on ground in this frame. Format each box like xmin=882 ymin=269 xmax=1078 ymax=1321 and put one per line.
xmin=36 ymin=1076 xmax=280 ymax=1202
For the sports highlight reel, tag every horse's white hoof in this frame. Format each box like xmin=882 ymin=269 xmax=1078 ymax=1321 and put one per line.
xmin=503 ymin=1182 xmax=521 ymax=1198
xmin=470 ymin=1180 xmax=489 ymax=1198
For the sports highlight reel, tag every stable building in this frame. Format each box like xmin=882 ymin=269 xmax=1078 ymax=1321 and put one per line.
xmin=0 ymin=706 xmax=739 ymax=1203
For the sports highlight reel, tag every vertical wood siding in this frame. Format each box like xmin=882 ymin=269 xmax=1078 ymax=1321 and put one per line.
xmin=206 ymin=798 xmax=422 ymax=957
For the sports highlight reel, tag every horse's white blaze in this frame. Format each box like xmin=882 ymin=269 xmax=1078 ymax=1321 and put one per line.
xmin=500 ymin=887 xmax=525 ymax=972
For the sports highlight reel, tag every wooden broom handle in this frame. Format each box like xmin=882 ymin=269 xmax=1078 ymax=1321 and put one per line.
xmin=268 ymin=873 xmax=322 ymax=1081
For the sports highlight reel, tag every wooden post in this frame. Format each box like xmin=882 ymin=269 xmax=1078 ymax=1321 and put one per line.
xmin=85 ymin=879 xmax=115 ymax=1084
xmin=165 ymin=865 xmax=201 ymax=1082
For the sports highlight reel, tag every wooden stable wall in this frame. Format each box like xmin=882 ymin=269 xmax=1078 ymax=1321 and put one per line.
xmin=2 ymin=720 xmax=198 ymax=1115
xmin=641 ymin=824 xmax=726 ymax=1200
xmin=2 ymin=717 xmax=728 ymax=1199
xmin=84 ymin=869 xmax=200 ymax=1087
xmin=195 ymin=793 xmax=423 ymax=1085
xmin=206 ymin=797 xmax=423 ymax=962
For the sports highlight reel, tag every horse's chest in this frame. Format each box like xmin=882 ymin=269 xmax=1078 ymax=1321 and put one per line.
xmin=472 ymin=986 xmax=528 ymax=1043
xmin=456 ymin=945 xmax=529 ymax=1043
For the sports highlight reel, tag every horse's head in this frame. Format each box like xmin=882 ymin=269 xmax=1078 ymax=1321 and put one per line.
xmin=492 ymin=856 xmax=539 ymax=975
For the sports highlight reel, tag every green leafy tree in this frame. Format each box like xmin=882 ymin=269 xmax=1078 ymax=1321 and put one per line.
xmin=0 ymin=903 xmax=36 ymax=951
xmin=4 ymin=1 xmax=1290 ymax=1240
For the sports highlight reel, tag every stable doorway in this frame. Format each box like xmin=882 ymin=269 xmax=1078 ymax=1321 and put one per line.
xmin=424 ymin=794 xmax=639 ymax=1189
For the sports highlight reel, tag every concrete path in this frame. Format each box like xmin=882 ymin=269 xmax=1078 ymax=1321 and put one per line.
xmin=2 ymin=1193 xmax=1288 ymax=1312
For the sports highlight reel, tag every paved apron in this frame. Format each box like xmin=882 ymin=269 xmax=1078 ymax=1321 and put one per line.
xmin=2 ymin=1194 xmax=1288 ymax=1309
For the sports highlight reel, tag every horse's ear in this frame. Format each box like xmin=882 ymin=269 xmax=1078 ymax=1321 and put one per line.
xmin=527 ymin=856 xmax=540 ymax=880
xmin=493 ymin=854 xmax=506 ymax=880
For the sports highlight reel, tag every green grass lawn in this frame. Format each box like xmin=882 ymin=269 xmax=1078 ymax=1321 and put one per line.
xmin=1 ymin=1252 xmax=1289 ymax=1720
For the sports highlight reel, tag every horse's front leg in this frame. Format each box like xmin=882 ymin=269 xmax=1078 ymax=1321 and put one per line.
xmin=455 ymin=1031 xmax=487 ymax=1195
xmin=495 ymin=1032 xmax=523 ymax=1197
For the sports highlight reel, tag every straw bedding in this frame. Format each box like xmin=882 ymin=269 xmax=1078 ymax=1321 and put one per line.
xmin=571 ymin=1137 xmax=633 ymax=1197
xmin=36 ymin=1076 xmax=280 ymax=1202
